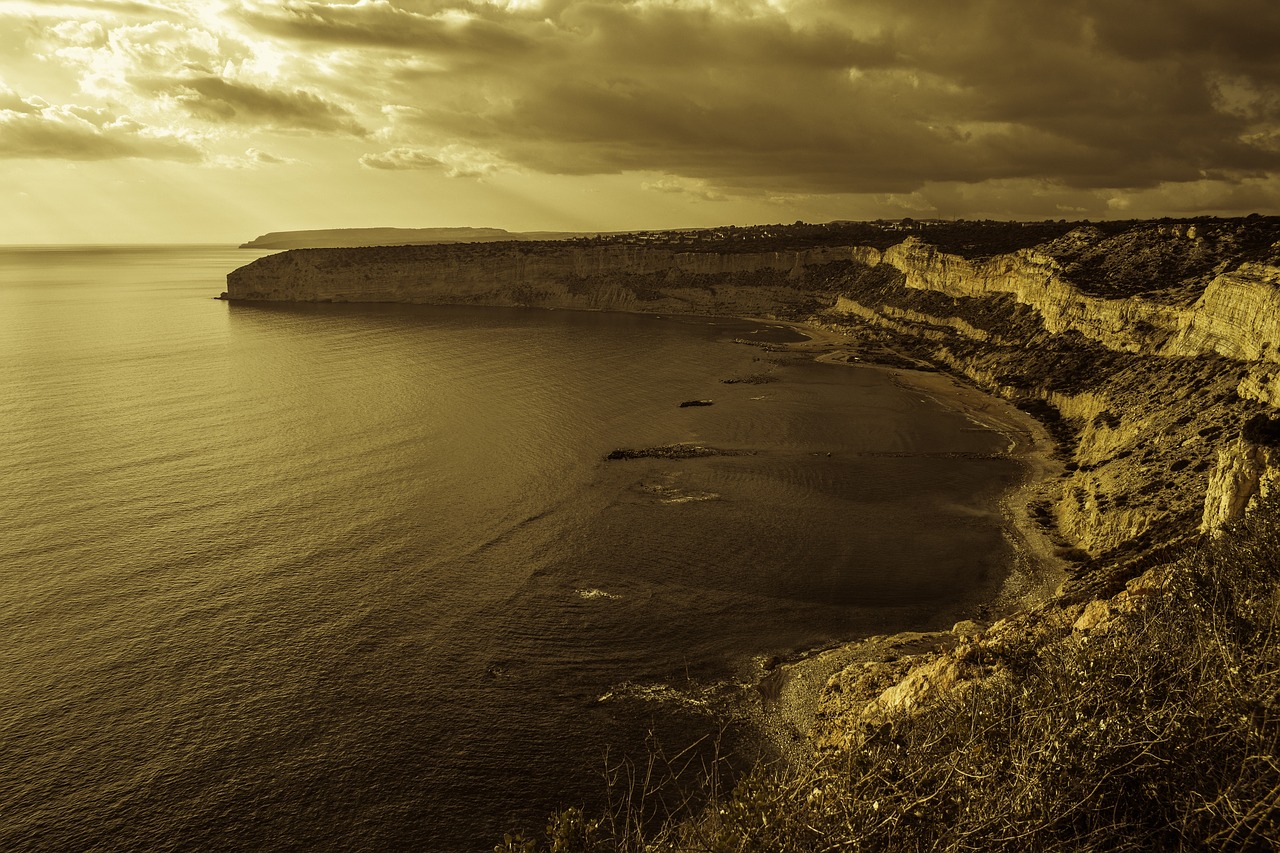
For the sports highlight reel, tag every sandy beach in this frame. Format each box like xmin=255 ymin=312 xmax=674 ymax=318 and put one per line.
xmin=754 ymin=314 xmax=1066 ymax=595
xmin=743 ymin=317 xmax=1069 ymax=754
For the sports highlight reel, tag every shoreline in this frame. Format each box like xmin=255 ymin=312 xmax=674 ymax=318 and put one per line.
xmin=738 ymin=315 xmax=1069 ymax=758
xmin=221 ymin=295 xmax=1071 ymax=762
xmin=755 ymin=313 xmax=1067 ymax=604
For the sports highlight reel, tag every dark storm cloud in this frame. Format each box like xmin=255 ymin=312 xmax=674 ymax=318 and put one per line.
xmin=1085 ymin=0 xmax=1280 ymax=67
xmin=168 ymin=76 xmax=368 ymax=136
xmin=868 ymin=1 xmax=1280 ymax=185
xmin=546 ymin=1 xmax=896 ymax=70
xmin=349 ymin=0 xmax=1280 ymax=197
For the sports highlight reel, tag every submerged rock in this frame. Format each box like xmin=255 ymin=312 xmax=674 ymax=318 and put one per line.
xmin=606 ymin=443 xmax=734 ymax=461
xmin=722 ymin=373 xmax=779 ymax=385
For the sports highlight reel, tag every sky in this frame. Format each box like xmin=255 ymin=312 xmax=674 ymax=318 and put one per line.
xmin=2 ymin=0 xmax=1280 ymax=243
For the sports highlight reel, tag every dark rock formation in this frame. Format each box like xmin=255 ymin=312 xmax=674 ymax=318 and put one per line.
xmin=605 ymin=443 xmax=734 ymax=461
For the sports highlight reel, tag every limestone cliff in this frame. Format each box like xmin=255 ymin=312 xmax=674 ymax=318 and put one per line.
xmin=1201 ymin=432 xmax=1280 ymax=532
xmin=224 ymin=217 xmax=1280 ymax=578
xmin=878 ymin=237 xmax=1280 ymax=362
xmin=225 ymin=242 xmax=861 ymax=316
xmin=226 ymin=225 xmax=1280 ymax=363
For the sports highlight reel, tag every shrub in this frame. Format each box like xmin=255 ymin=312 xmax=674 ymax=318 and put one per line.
xmin=1242 ymin=414 xmax=1280 ymax=447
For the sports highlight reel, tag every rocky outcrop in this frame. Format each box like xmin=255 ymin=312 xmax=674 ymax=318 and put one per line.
xmin=1171 ymin=264 xmax=1280 ymax=361
xmin=605 ymin=443 xmax=738 ymax=461
xmin=803 ymin=561 xmax=1175 ymax=755
xmin=1201 ymin=438 xmax=1280 ymax=532
xmin=878 ymin=238 xmax=1280 ymax=362
xmin=880 ymin=239 xmax=1181 ymax=355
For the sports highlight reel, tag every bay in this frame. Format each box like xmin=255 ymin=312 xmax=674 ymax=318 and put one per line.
xmin=0 ymin=246 xmax=1017 ymax=850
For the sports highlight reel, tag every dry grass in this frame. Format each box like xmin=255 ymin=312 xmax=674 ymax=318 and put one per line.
xmin=503 ymin=501 xmax=1280 ymax=852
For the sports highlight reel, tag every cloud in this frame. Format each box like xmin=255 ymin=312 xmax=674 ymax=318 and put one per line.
xmin=360 ymin=146 xmax=443 ymax=170
xmin=0 ymin=0 xmax=181 ymax=18
xmin=1085 ymin=0 xmax=1280 ymax=68
xmin=245 ymin=146 xmax=291 ymax=165
xmin=642 ymin=176 xmax=727 ymax=202
xmin=6 ymin=0 xmax=1280 ymax=215
xmin=0 ymin=84 xmax=201 ymax=161
xmin=208 ymin=146 xmax=300 ymax=167
xmin=362 ymin=0 xmax=1280 ymax=199
xmin=1103 ymin=175 xmax=1280 ymax=216
xmin=359 ymin=143 xmax=503 ymax=177
xmin=231 ymin=0 xmax=533 ymax=54
xmin=168 ymin=76 xmax=367 ymax=135
xmin=38 ymin=16 xmax=368 ymax=138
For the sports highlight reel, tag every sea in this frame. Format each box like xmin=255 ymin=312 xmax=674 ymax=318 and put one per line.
xmin=0 ymin=245 xmax=1020 ymax=851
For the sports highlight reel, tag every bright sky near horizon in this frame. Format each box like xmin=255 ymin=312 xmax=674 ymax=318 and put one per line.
xmin=2 ymin=0 xmax=1280 ymax=243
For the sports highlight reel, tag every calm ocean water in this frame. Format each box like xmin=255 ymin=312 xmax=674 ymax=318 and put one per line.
xmin=0 ymin=246 xmax=1018 ymax=850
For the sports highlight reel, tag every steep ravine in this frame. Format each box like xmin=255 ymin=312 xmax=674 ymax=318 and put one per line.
xmin=225 ymin=220 xmax=1280 ymax=787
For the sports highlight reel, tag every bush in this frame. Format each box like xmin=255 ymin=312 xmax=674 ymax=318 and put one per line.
xmin=1243 ymin=414 xmax=1280 ymax=447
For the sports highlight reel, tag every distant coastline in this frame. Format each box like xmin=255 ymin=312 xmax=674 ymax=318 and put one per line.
xmin=240 ymin=225 xmax=643 ymax=250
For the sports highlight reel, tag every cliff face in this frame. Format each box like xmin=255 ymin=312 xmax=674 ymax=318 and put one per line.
xmin=1201 ymin=439 xmax=1280 ymax=533
xmin=879 ymin=240 xmax=1177 ymax=356
xmin=224 ymin=222 xmax=1280 ymax=573
xmin=879 ymin=238 xmax=1280 ymax=362
xmin=225 ymin=243 xmax=861 ymax=316
xmin=227 ymin=234 xmax=1280 ymax=363
xmin=1174 ymin=264 xmax=1280 ymax=362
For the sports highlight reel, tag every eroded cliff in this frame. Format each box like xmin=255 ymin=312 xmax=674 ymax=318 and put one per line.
xmin=225 ymin=218 xmax=1280 ymax=574
xmin=229 ymin=218 xmax=1280 ymax=843
xmin=225 ymin=242 xmax=864 ymax=317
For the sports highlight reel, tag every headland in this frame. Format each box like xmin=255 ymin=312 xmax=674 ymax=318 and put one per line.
xmin=224 ymin=216 xmax=1280 ymax=847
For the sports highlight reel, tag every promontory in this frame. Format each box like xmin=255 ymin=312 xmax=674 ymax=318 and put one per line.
xmin=225 ymin=217 xmax=1280 ymax=849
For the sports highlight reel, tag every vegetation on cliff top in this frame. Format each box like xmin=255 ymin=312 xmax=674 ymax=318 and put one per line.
xmin=502 ymin=501 xmax=1280 ymax=851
